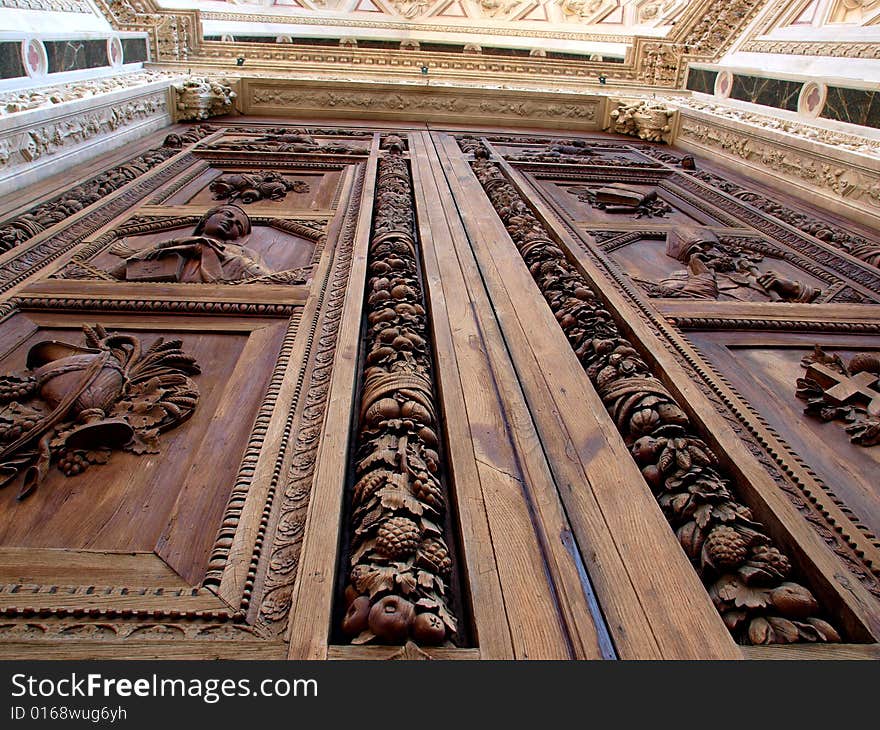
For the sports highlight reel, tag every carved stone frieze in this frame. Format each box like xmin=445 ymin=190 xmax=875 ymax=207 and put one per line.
xmin=339 ymin=151 xmax=459 ymax=647
xmin=0 ymin=324 xmax=199 ymax=500
xmin=676 ymin=116 xmax=880 ymax=228
xmin=0 ymin=92 xmax=167 ymax=179
xmin=471 ymin=153 xmax=842 ymax=646
xmin=0 ymin=0 xmax=91 ymax=11
xmin=0 ymin=73 xmax=178 ymax=118
xmin=246 ymin=84 xmax=600 ymax=127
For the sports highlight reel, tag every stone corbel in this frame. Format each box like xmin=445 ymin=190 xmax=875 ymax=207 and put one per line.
xmin=603 ymin=97 xmax=679 ymax=144
xmin=170 ymin=76 xmax=240 ymax=122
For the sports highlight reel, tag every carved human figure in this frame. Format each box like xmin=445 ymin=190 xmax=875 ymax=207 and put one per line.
xmin=655 ymin=226 xmax=820 ymax=302
xmin=110 ymin=205 xmax=270 ymax=283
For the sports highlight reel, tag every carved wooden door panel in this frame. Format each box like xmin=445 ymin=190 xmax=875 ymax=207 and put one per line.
xmin=0 ymin=121 xmax=877 ymax=660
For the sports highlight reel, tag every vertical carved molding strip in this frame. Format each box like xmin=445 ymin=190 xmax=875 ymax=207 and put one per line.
xmin=469 ymin=151 xmax=842 ymax=646
xmin=339 ymin=146 xmax=459 ymax=647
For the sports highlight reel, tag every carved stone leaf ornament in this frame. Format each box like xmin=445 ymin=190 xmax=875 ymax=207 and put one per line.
xmin=0 ymin=324 xmax=199 ymax=499
xmin=468 ymin=147 xmax=842 ymax=646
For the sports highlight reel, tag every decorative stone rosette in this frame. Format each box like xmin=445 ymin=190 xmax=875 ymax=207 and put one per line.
xmin=340 ymin=149 xmax=459 ymax=646
xmin=469 ymin=152 xmax=841 ymax=646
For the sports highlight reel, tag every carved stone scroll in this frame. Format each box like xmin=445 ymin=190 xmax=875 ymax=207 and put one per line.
xmin=339 ymin=149 xmax=460 ymax=647
xmin=470 ymin=152 xmax=842 ymax=646
xmin=0 ymin=324 xmax=199 ymax=500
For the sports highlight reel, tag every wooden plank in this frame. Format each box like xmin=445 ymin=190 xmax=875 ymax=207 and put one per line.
xmin=657 ymin=299 xmax=880 ymax=323
xmin=414 ymin=132 xmax=606 ymax=658
xmin=19 ymin=279 xmax=310 ymax=307
xmin=442 ymin=133 xmax=741 ymax=659
xmin=0 ymin=588 xmax=230 ymax=614
xmin=285 ymin=135 xmax=380 ymax=659
xmin=156 ymin=322 xmax=286 ymax=584
xmin=743 ymin=643 xmax=880 ymax=660
xmin=218 ymin=166 xmax=358 ymax=610
xmin=496 ymin=150 xmax=880 ymax=644
xmin=328 ymin=644 xmax=481 ymax=660
xmin=0 ymin=640 xmax=286 ymax=660
xmin=0 ymin=549 xmax=189 ymax=588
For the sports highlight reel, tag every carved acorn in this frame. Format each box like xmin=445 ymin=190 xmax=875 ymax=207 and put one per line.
xmin=376 ymin=516 xmax=420 ymax=558
xmin=412 ymin=612 xmax=446 ymax=645
xmin=367 ymin=346 xmax=396 ymax=365
xmin=677 ymin=520 xmax=705 ymax=561
xmin=368 ymin=595 xmax=415 ymax=643
xmin=341 ymin=596 xmax=371 ymax=635
xmin=631 ymin=436 xmax=659 ymax=465
xmin=641 ymin=464 xmax=664 ymax=492
xmin=768 ymin=582 xmax=819 ymax=617
xmin=418 ymin=426 xmax=439 ymax=448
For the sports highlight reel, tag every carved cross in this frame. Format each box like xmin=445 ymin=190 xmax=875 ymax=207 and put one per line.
xmin=806 ymin=363 xmax=880 ymax=417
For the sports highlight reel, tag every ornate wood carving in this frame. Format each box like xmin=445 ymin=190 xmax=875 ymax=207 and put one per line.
xmin=470 ymin=152 xmax=842 ymax=645
xmin=797 ymin=347 xmax=880 ymax=446
xmin=0 ymin=324 xmax=198 ymax=500
xmin=208 ymin=172 xmax=310 ymax=204
xmin=339 ymin=149 xmax=459 ymax=647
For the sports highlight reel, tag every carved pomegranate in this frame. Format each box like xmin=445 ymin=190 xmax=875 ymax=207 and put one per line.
xmin=368 ymin=595 xmax=415 ymax=642
xmin=411 ymin=612 xmax=446 ymax=645
xmin=341 ymin=596 xmax=371 ymax=635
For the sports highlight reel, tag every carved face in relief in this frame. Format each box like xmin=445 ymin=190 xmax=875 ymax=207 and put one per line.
xmin=194 ymin=205 xmax=251 ymax=241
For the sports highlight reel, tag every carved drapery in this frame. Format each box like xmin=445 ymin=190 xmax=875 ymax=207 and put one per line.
xmin=469 ymin=151 xmax=842 ymax=646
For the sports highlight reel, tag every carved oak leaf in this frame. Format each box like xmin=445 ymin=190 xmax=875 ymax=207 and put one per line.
xmin=713 ymin=574 xmax=771 ymax=610
xmin=394 ymin=570 xmax=418 ymax=595
xmin=360 ymin=566 xmax=397 ymax=598
xmin=125 ymin=428 xmax=160 ymax=455
xmin=845 ymin=417 xmax=880 ymax=446
xmin=378 ymin=486 xmax=425 ymax=516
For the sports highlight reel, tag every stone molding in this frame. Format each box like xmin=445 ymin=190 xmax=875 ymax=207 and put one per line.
xmin=674 ymin=105 xmax=880 ymax=230
xmin=0 ymin=81 xmax=172 ymax=195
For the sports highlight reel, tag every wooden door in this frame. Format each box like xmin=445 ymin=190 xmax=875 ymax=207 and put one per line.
xmin=0 ymin=120 xmax=876 ymax=660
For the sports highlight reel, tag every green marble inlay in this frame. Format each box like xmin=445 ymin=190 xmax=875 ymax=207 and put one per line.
xmin=821 ymin=86 xmax=880 ymax=130
xmin=686 ymin=68 xmax=718 ymax=95
xmin=730 ymin=74 xmax=803 ymax=112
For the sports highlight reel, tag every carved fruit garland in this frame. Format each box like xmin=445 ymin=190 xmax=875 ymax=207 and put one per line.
xmin=340 ymin=149 xmax=458 ymax=646
xmin=0 ymin=324 xmax=199 ymax=499
xmin=469 ymin=152 xmax=841 ymax=646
